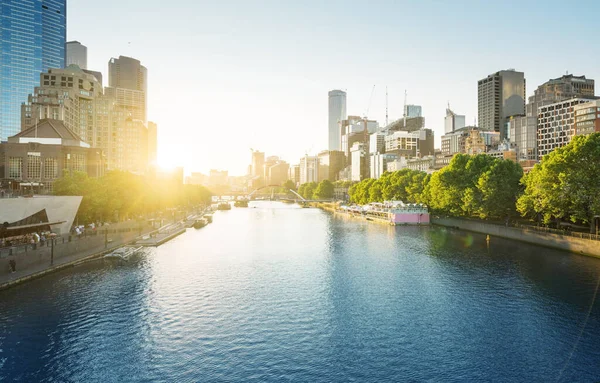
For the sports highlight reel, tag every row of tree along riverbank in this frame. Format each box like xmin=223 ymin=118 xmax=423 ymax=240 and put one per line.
xmin=343 ymin=133 xmax=600 ymax=234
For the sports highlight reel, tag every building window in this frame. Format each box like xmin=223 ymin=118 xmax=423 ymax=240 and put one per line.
xmin=44 ymin=158 xmax=58 ymax=179
xmin=9 ymin=158 xmax=23 ymax=179
xmin=27 ymin=155 xmax=42 ymax=180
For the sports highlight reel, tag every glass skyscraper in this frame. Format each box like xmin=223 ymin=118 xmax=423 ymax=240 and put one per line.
xmin=0 ymin=0 xmax=66 ymax=140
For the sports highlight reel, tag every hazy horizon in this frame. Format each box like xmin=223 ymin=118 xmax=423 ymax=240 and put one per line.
xmin=68 ymin=0 xmax=600 ymax=175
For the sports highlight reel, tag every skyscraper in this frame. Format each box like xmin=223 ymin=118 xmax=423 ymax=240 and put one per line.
xmin=477 ymin=69 xmax=525 ymax=139
xmin=106 ymin=56 xmax=148 ymax=123
xmin=66 ymin=41 xmax=88 ymax=69
xmin=444 ymin=107 xmax=466 ymax=134
xmin=405 ymin=105 xmax=422 ymax=118
xmin=0 ymin=0 xmax=67 ymax=140
xmin=328 ymin=90 xmax=347 ymax=151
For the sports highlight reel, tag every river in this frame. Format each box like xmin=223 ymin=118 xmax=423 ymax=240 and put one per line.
xmin=1 ymin=201 xmax=600 ymax=382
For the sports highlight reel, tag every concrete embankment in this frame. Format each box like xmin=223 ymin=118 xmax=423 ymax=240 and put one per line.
xmin=0 ymin=209 xmax=210 ymax=290
xmin=432 ymin=217 xmax=600 ymax=258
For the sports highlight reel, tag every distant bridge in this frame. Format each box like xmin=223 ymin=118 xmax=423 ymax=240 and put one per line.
xmin=248 ymin=185 xmax=306 ymax=201
xmin=246 ymin=185 xmax=334 ymax=204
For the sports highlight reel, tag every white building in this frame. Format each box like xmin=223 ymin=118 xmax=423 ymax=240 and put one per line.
xmin=300 ymin=155 xmax=319 ymax=184
xmin=328 ymin=90 xmax=347 ymax=151
xmin=350 ymin=142 xmax=367 ymax=181
xmin=387 ymin=158 xmax=408 ymax=172
xmin=369 ymin=132 xmax=386 ymax=155
xmin=444 ymin=107 xmax=466 ymax=134
xmin=370 ymin=153 xmax=397 ymax=179
xmin=537 ymin=97 xmax=594 ymax=158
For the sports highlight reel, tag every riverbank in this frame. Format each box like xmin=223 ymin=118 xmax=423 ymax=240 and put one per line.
xmin=0 ymin=209 xmax=211 ymax=291
xmin=432 ymin=216 xmax=600 ymax=258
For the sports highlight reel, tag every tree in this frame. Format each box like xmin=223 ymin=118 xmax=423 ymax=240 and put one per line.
xmin=283 ymin=179 xmax=296 ymax=191
xmin=474 ymin=159 xmax=523 ymax=219
xmin=518 ymin=133 xmax=600 ymax=232
xmin=298 ymin=182 xmax=317 ymax=200
xmin=427 ymin=154 xmax=496 ymax=216
xmin=313 ymin=180 xmax=334 ymax=200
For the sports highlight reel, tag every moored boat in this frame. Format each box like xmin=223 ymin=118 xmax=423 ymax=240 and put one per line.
xmin=104 ymin=246 xmax=143 ymax=261
xmin=193 ymin=219 xmax=207 ymax=229
xmin=204 ymin=214 xmax=213 ymax=223
xmin=217 ymin=202 xmax=231 ymax=210
xmin=234 ymin=199 xmax=249 ymax=207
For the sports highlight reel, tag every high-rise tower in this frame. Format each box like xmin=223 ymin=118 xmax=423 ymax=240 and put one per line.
xmin=478 ymin=69 xmax=525 ymax=140
xmin=0 ymin=0 xmax=67 ymax=140
xmin=66 ymin=41 xmax=88 ymax=69
xmin=328 ymin=90 xmax=347 ymax=151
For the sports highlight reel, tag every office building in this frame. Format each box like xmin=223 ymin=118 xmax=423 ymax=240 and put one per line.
xmin=106 ymin=56 xmax=148 ymax=123
xmin=574 ymin=100 xmax=600 ymax=137
xmin=444 ymin=107 xmax=466 ymax=134
xmin=537 ymin=98 xmax=594 ymax=158
xmin=530 ymin=75 xmax=594 ymax=110
xmin=385 ymin=129 xmax=434 ymax=158
xmin=21 ymin=65 xmax=152 ymax=174
xmin=509 ymin=116 xmax=537 ymax=161
xmin=299 ymin=156 xmax=319 ymax=184
xmin=441 ymin=127 xmax=500 ymax=156
xmin=251 ymin=151 xmax=265 ymax=178
xmin=21 ymin=66 xmax=102 ymax=143
xmin=317 ymin=150 xmax=346 ymax=181
xmin=370 ymin=153 xmax=397 ymax=179
xmin=267 ymin=161 xmax=289 ymax=185
xmin=0 ymin=0 xmax=67 ymax=140
xmin=350 ymin=142 xmax=367 ymax=181
xmin=328 ymin=90 xmax=347 ymax=151
xmin=369 ymin=132 xmax=386 ymax=155
xmin=66 ymin=41 xmax=87 ymax=69
xmin=405 ymin=105 xmax=422 ymax=118
xmin=0 ymin=119 xmax=103 ymax=194
xmin=147 ymin=122 xmax=158 ymax=167
xmin=478 ymin=69 xmax=525 ymax=139
xmin=288 ymin=164 xmax=300 ymax=186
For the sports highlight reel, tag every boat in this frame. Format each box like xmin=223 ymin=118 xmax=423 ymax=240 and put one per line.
xmin=193 ymin=219 xmax=207 ymax=229
xmin=234 ymin=199 xmax=249 ymax=208
xmin=217 ymin=202 xmax=231 ymax=210
xmin=104 ymin=246 xmax=143 ymax=261
xmin=204 ymin=214 xmax=213 ymax=223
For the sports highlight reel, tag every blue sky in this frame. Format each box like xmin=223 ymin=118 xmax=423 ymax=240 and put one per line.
xmin=68 ymin=0 xmax=600 ymax=175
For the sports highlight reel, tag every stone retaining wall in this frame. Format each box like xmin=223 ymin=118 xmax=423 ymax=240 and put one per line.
xmin=432 ymin=217 xmax=600 ymax=258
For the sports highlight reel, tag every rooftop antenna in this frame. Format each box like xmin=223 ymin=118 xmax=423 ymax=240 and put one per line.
xmin=385 ymin=86 xmax=389 ymax=127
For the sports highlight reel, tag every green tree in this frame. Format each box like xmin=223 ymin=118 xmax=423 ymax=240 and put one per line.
xmin=283 ymin=179 xmax=296 ymax=190
xmin=518 ymin=133 xmax=600 ymax=232
xmin=313 ymin=180 xmax=334 ymax=199
xmin=427 ymin=154 xmax=496 ymax=215
xmin=474 ymin=160 xmax=523 ymax=219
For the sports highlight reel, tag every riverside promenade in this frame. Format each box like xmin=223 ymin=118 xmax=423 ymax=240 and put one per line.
xmin=0 ymin=208 xmax=210 ymax=290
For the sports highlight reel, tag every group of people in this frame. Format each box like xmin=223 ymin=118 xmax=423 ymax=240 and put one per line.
xmin=1 ymin=231 xmax=52 ymax=248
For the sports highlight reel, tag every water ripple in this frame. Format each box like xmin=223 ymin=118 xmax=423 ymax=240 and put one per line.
xmin=1 ymin=202 xmax=600 ymax=382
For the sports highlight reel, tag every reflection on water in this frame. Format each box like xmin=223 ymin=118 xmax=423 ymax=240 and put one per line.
xmin=1 ymin=201 xmax=599 ymax=382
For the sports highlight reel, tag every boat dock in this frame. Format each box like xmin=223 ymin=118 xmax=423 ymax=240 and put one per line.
xmin=135 ymin=210 xmax=213 ymax=247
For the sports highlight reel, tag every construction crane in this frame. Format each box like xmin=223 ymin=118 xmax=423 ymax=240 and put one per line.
xmin=363 ymin=85 xmax=376 ymax=118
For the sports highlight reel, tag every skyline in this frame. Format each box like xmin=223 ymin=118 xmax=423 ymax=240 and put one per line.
xmin=67 ymin=0 xmax=600 ymax=175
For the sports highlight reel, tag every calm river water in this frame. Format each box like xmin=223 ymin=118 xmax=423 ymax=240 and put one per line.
xmin=1 ymin=202 xmax=600 ymax=382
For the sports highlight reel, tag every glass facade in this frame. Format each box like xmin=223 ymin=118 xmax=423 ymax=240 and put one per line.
xmin=0 ymin=0 xmax=66 ymax=140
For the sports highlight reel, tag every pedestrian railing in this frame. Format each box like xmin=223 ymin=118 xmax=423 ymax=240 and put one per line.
xmin=515 ymin=224 xmax=600 ymax=242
